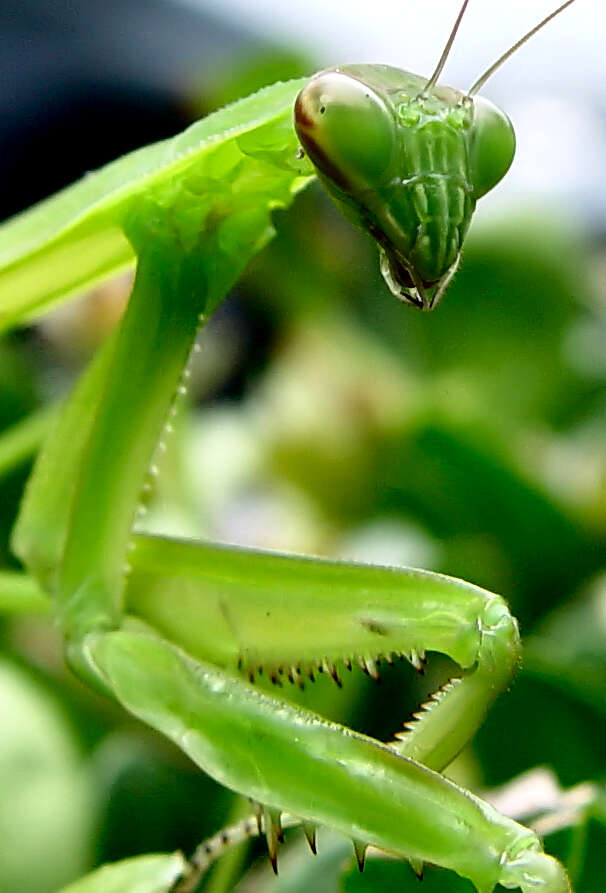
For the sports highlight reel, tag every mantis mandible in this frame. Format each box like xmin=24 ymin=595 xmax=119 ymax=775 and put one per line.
xmin=0 ymin=1 xmax=578 ymax=891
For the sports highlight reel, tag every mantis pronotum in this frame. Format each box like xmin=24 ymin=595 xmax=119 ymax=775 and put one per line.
xmin=0 ymin=2 xmax=578 ymax=891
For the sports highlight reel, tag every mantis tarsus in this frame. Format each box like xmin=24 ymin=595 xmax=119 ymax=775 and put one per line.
xmin=0 ymin=1 xmax=579 ymax=891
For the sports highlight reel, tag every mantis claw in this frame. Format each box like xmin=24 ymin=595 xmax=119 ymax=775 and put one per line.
xmin=302 ymin=822 xmax=317 ymax=855
xmin=363 ymin=656 xmax=380 ymax=680
xmin=322 ymin=658 xmax=342 ymax=686
xmin=263 ymin=807 xmax=283 ymax=874
xmin=409 ymin=648 xmax=425 ymax=673
xmin=409 ymin=857 xmax=424 ymax=880
xmin=353 ymin=840 xmax=367 ymax=873
xmin=251 ymin=799 xmax=263 ymax=836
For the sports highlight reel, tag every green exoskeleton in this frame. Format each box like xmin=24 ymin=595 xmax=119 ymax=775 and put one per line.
xmin=0 ymin=1 xmax=578 ymax=892
xmin=295 ymin=0 xmax=573 ymax=310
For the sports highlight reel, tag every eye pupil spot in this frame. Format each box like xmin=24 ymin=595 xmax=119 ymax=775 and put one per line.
xmin=320 ymin=105 xmax=326 ymax=114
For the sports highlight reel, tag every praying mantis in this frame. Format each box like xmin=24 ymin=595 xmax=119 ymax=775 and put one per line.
xmin=0 ymin=0 xmax=580 ymax=890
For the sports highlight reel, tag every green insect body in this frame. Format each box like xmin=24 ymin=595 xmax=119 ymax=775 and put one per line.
xmin=295 ymin=64 xmax=514 ymax=309
xmin=0 ymin=2 xmax=579 ymax=892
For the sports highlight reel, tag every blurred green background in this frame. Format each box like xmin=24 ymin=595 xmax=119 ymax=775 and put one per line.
xmin=0 ymin=2 xmax=605 ymax=891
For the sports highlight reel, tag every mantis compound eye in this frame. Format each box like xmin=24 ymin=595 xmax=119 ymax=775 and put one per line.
xmin=294 ymin=70 xmax=397 ymax=192
xmin=470 ymin=96 xmax=516 ymax=199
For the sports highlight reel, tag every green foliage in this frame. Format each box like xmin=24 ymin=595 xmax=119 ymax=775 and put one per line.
xmin=58 ymin=853 xmax=186 ymax=893
xmin=0 ymin=660 xmax=92 ymax=892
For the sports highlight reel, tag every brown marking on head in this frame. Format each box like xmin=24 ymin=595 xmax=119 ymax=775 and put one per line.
xmin=294 ymin=90 xmax=314 ymax=129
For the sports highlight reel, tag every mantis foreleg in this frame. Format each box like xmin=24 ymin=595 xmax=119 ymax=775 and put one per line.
xmin=124 ymin=534 xmax=519 ymax=774
xmin=13 ymin=227 xmax=568 ymax=890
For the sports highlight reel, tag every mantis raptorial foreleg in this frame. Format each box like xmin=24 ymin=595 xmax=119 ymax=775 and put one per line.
xmin=2 ymin=2 xmax=580 ymax=891
xmin=11 ymin=219 xmax=568 ymax=892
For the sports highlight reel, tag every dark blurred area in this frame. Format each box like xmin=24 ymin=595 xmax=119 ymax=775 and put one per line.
xmin=0 ymin=0 xmax=246 ymax=218
xmin=0 ymin=2 xmax=605 ymax=892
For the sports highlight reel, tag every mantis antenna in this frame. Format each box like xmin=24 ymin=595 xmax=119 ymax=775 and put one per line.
xmin=469 ymin=0 xmax=577 ymax=95
xmin=423 ymin=0 xmax=471 ymax=93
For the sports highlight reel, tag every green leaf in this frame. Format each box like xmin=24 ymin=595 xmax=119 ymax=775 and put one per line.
xmin=58 ymin=853 xmax=186 ymax=893
xmin=0 ymin=659 xmax=92 ymax=893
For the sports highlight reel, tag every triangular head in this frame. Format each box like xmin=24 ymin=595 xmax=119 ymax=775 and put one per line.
xmin=294 ymin=0 xmax=576 ymax=310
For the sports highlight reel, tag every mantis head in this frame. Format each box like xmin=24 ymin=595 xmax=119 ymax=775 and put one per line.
xmin=294 ymin=0 xmax=575 ymax=310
